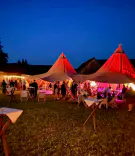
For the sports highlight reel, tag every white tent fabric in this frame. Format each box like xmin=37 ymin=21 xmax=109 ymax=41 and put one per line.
xmin=29 ymin=53 xmax=77 ymax=82
xmin=71 ymin=72 xmax=135 ymax=84
xmin=41 ymin=73 xmax=71 ymax=82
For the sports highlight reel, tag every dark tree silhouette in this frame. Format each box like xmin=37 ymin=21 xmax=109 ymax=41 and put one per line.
xmin=24 ymin=59 xmax=28 ymax=65
xmin=17 ymin=60 xmax=21 ymax=64
xmin=17 ymin=58 xmax=28 ymax=66
xmin=0 ymin=41 xmax=8 ymax=66
xmin=22 ymin=59 xmax=25 ymax=64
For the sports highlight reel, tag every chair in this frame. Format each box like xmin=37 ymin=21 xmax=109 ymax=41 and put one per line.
xmin=6 ymin=88 xmax=12 ymax=95
xmin=28 ymin=88 xmax=35 ymax=100
xmin=109 ymin=97 xmax=118 ymax=108
xmin=99 ymin=97 xmax=118 ymax=109
xmin=77 ymin=94 xmax=85 ymax=106
xmin=8 ymin=87 xmax=16 ymax=103
xmin=20 ymin=90 xmax=28 ymax=102
xmin=38 ymin=92 xmax=46 ymax=103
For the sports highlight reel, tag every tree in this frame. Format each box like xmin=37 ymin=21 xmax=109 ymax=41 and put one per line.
xmin=0 ymin=41 xmax=8 ymax=66
xmin=17 ymin=58 xmax=28 ymax=65
xmin=22 ymin=59 xmax=25 ymax=64
xmin=17 ymin=60 xmax=21 ymax=64
xmin=24 ymin=59 xmax=28 ymax=65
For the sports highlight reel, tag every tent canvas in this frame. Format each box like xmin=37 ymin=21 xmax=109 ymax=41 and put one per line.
xmin=77 ymin=57 xmax=101 ymax=74
xmin=72 ymin=44 xmax=135 ymax=83
xmin=41 ymin=73 xmax=72 ymax=82
xmin=96 ymin=44 xmax=135 ymax=76
xmin=30 ymin=53 xmax=77 ymax=82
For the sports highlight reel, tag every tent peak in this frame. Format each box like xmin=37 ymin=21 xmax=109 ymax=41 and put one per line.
xmin=59 ymin=52 xmax=66 ymax=58
xmin=118 ymin=43 xmax=122 ymax=47
xmin=114 ymin=44 xmax=125 ymax=54
xmin=91 ymin=57 xmax=96 ymax=60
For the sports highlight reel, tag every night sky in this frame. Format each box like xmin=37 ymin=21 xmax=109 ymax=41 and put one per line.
xmin=0 ymin=0 xmax=135 ymax=68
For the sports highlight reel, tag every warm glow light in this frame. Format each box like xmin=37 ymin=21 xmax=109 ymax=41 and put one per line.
xmin=129 ymin=83 xmax=135 ymax=91
xmin=80 ymin=84 xmax=83 ymax=89
xmin=90 ymin=81 xmax=97 ymax=87
xmin=4 ymin=75 xmax=25 ymax=79
xmin=67 ymin=78 xmax=73 ymax=88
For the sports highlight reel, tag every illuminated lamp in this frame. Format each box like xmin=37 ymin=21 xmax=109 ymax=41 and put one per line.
xmin=67 ymin=78 xmax=73 ymax=88
xmin=90 ymin=81 xmax=97 ymax=87
xmin=129 ymin=83 xmax=135 ymax=91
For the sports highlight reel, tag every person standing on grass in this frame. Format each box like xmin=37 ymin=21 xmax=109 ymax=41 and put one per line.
xmin=124 ymin=87 xmax=135 ymax=111
xmin=53 ymin=82 xmax=58 ymax=100
xmin=22 ymin=84 xmax=26 ymax=90
xmin=49 ymin=83 xmax=52 ymax=90
xmin=1 ymin=80 xmax=7 ymax=95
xmin=32 ymin=80 xmax=38 ymax=99
xmin=71 ymin=81 xmax=78 ymax=98
xmin=74 ymin=81 xmax=78 ymax=98
xmin=122 ymin=85 xmax=127 ymax=100
xmin=71 ymin=81 xmax=75 ymax=97
xmin=10 ymin=80 xmax=15 ymax=87
xmin=61 ymin=81 xmax=66 ymax=100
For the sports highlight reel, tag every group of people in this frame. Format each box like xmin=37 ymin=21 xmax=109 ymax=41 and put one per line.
xmin=97 ymin=84 xmax=135 ymax=108
xmin=1 ymin=79 xmax=38 ymax=100
xmin=53 ymin=81 xmax=92 ymax=100
xmin=1 ymin=79 xmax=27 ymax=89
xmin=97 ymin=85 xmax=128 ymax=100
xmin=1 ymin=79 xmax=23 ymax=95
xmin=1 ymin=79 xmax=28 ymax=95
xmin=1 ymin=78 xmax=135 ymax=109
xmin=53 ymin=81 xmax=67 ymax=100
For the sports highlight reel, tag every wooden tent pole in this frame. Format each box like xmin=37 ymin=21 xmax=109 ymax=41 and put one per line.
xmin=0 ymin=115 xmax=11 ymax=156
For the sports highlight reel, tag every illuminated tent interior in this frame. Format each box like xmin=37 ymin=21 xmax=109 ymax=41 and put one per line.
xmin=0 ymin=72 xmax=25 ymax=80
xmin=72 ymin=44 xmax=135 ymax=84
xmin=0 ymin=72 xmax=30 ymax=88
xmin=30 ymin=53 xmax=77 ymax=83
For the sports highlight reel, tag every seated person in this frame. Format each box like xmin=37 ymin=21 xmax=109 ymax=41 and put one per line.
xmin=97 ymin=92 xmax=102 ymax=99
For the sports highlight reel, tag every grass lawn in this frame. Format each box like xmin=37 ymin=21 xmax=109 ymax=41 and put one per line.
xmin=0 ymin=92 xmax=135 ymax=156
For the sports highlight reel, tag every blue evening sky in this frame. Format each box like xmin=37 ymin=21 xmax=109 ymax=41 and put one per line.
xmin=0 ymin=0 xmax=135 ymax=68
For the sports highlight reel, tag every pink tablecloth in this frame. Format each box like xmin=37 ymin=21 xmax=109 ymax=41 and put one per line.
xmin=38 ymin=90 xmax=53 ymax=95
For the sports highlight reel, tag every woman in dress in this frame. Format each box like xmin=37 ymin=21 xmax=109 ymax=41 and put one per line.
xmin=124 ymin=87 xmax=135 ymax=111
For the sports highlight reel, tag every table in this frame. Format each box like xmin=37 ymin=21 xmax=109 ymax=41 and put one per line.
xmin=38 ymin=90 xmax=53 ymax=95
xmin=0 ymin=108 xmax=23 ymax=156
xmin=28 ymin=87 xmax=35 ymax=99
xmin=84 ymin=98 xmax=102 ymax=131
xmin=38 ymin=90 xmax=46 ymax=93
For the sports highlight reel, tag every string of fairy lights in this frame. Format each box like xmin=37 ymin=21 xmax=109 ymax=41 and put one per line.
xmin=4 ymin=75 xmax=25 ymax=79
